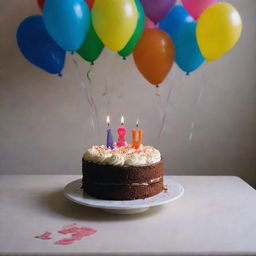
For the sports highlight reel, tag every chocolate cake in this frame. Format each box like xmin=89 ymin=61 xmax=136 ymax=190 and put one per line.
xmin=82 ymin=145 xmax=165 ymax=200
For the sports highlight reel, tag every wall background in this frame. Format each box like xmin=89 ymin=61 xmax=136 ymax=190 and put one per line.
xmin=0 ymin=0 xmax=256 ymax=187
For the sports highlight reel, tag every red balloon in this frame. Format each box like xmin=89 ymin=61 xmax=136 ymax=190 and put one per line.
xmin=86 ymin=0 xmax=95 ymax=10
xmin=36 ymin=0 xmax=93 ymax=11
xmin=37 ymin=0 xmax=45 ymax=11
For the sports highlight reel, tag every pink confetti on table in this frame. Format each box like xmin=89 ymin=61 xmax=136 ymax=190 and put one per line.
xmin=34 ymin=231 xmax=52 ymax=240
xmin=55 ymin=223 xmax=97 ymax=245
xmin=34 ymin=224 xmax=97 ymax=245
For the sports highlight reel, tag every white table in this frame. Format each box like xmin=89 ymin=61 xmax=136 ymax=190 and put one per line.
xmin=0 ymin=175 xmax=256 ymax=256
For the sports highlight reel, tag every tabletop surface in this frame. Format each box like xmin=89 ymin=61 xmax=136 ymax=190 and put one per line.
xmin=0 ymin=175 xmax=256 ymax=256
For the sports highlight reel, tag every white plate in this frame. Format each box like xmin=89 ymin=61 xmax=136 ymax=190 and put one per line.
xmin=64 ymin=176 xmax=184 ymax=214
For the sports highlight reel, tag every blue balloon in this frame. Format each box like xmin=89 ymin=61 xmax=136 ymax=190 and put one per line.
xmin=16 ymin=15 xmax=65 ymax=75
xmin=43 ymin=0 xmax=90 ymax=52
xmin=174 ymin=22 xmax=205 ymax=74
xmin=159 ymin=5 xmax=193 ymax=40
xmin=159 ymin=6 xmax=204 ymax=73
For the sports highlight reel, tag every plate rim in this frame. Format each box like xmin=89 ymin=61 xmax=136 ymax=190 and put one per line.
xmin=64 ymin=176 xmax=184 ymax=210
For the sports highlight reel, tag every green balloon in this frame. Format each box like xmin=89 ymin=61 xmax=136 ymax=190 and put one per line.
xmin=118 ymin=0 xmax=145 ymax=58
xmin=77 ymin=23 xmax=104 ymax=64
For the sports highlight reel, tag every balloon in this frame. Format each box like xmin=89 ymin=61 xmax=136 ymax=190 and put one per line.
xmin=43 ymin=0 xmax=90 ymax=52
xmin=160 ymin=6 xmax=204 ymax=73
xmin=37 ymin=0 xmax=44 ymax=11
xmin=159 ymin=5 xmax=193 ymax=40
xmin=140 ymin=0 xmax=177 ymax=23
xmin=86 ymin=0 xmax=95 ymax=9
xmin=77 ymin=23 xmax=104 ymax=64
xmin=133 ymin=28 xmax=175 ymax=86
xmin=37 ymin=0 xmax=94 ymax=11
xmin=118 ymin=0 xmax=145 ymax=58
xmin=92 ymin=0 xmax=138 ymax=52
xmin=174 ymin=22 xmax=204 ymax=74
xmin=181 ymin=0 xmax=217 ymax=20
xmin=16 ymin=15 xmax=65 ymax=75
xmin=196 ymin=2 xmax=242 ymax=61
xmin=145 ymin=17 xmax=158 ymax=29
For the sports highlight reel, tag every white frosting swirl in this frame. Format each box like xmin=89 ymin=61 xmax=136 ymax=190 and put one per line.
xmin=107 ymin=153 xmax=125 ymax=166
xmin=83 ymin=145 xmax=161 ymax=166
xmin=124 ymin=153 xmax=147 ymax=166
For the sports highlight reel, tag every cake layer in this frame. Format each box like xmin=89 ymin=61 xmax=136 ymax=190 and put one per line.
xmin=83 ymin=180 xmax=164 ymax=200
xmin=82 ymin=159 xmax=164 ymax=184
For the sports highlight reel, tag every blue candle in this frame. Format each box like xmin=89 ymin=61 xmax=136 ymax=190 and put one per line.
xmin=107 ymin=129 xmax=114 ymax=149
xmin=106 ymin=116 xmax=114 ymax=149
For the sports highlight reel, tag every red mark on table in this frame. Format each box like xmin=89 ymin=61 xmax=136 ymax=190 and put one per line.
xmin=34 ymin=224 xmax=97 ymax=245
xmin=55 ymin=224 xmax=97 ymax=245
xmin=34 ymin=231 xmax=52 ymax=240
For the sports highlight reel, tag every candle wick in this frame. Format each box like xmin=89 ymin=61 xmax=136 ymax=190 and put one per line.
xmin=136 ymin=119 xmax=139 ymax=128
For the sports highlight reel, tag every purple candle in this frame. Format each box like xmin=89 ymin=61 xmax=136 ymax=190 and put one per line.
xmin=106 ymin=116 xmax=114 ymax=149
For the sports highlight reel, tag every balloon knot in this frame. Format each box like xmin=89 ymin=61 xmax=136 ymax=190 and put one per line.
xmin=91 ymin=61 xmax=94 ymax=66
xmin=122 ymin=56 xmax=126 ymax=60
xmin=186 ymin=72 xmax=190 ymax=76
xmin=71 ymin=51 xmax=74 ymax=55
xmin=156 ymin=84 xmax=159 ymax=88
xmin=58 ymin=73 xmax=63 ymax=77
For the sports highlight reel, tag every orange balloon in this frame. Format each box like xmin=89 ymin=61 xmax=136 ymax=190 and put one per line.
xmin=133 ymin=28 xmax=175 ymax=86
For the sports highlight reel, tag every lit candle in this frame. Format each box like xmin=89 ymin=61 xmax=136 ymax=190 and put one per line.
xmin=132 ymin=119 xmax=143 ymax=149
xmin=106 ymin=115 xmax=114 ymax=149
xmin=117 ymin=116 xmax=126 ymax=147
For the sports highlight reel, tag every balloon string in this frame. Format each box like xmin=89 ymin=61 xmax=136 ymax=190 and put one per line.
xmin=102 ymin=79 xmax=108 ymax=97
xmin=197 ymin=87 xmax=205 ymax=104
xmin=188 ymin=121 xmax=194 ymax=142
xmin=155 ymin=86 xmax=165 ymax=138
xmin=156 ymin=83 xmax=175 ymax=139
xmin=155 ymin=87 xmax=163 ymax=118
xmin=85 ymin=64 xmax=100 ymax=131
xmin=104 ymin=56 xmax=120 ymax=118
xmin=86 ymin=64 xmax=93 ymax=83
xmin=72 ymin=57 xmax=93 ymax=109
xmin=187 ymin=71 xmax=207 ymax=142
xmin=71 ymin=56 xmax=99 ymax=133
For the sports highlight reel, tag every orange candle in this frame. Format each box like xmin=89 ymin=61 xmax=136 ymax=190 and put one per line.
xmin=132 ymin=119 xmax=143 ymax=149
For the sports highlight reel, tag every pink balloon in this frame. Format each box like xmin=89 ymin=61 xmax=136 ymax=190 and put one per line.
xmin=181 ymin=0 xmax=217 ymax=19
xmin=145 ymin=17 xmax=158 ymax=29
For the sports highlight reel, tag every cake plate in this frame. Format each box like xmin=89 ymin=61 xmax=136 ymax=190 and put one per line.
xmin=64 ymin=176 xmax=184 ymax=214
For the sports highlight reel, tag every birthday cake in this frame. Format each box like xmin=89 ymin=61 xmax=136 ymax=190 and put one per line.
xmin=82 ymin=145 xmax=164 ymax=200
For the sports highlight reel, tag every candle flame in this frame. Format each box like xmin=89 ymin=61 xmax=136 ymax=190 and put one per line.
xmin=121 ymin=116 xmax=124 ymax=125
xmin=106 ymin=115 xmax=110 ymax=126
xmin=136 ymin=119 xmax=139 ymax=127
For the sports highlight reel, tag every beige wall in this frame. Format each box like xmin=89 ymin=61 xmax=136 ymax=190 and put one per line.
xmin=0 ymin=0 xmax=256 ymax=187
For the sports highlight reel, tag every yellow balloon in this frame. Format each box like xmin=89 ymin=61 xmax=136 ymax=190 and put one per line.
xmin=196 ymin=2 xmax=242 ymax=61
xmin=92 ymin=0 xmax=138 ymax=52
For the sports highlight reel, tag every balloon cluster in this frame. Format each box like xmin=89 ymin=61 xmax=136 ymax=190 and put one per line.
xmin=16 ymin=0 xmax=242 ymax=86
